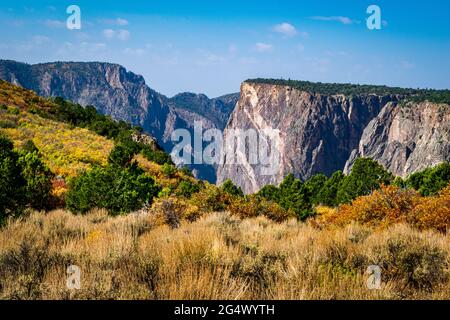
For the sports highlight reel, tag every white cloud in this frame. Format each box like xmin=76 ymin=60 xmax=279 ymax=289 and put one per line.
xmin=273 ymin=22 xmax=297 ymax=37
xmin=44 ymin=19 xmax=65 ymax=28
xmin=196 ymin=50 xmax=226 ymax=66
xmin=297 ymin=44 xmax=305 ymax=52
xmin=102 ymin=29 xmax=130 ymax=41
xmin=255 ymin=42 xmax=273 ymax=52
xmin=103 ymin=29 xmax=115 ymax=39
xmin=117 ymin=29 xmax=130 ymax=41
xmin=116 ymin=18 xmax=129 ymax=26
xmin=311 ymin=16 xmax=358 ymax=25
xmin=101 ymin=18 xmax=129 ymax=26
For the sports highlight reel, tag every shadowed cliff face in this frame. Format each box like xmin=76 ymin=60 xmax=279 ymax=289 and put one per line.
xmin=345 ymin=101 xmax=450 ymax=177
xmin=0 ymin=60 xmax=239 ymax=182
xmin=216 ymin=81 xmax=447 ymax=194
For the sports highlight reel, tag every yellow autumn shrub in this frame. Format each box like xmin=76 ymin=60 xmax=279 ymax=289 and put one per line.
xmin=150 ymin=196 xmax=202 ymax=227
xmin=322 ymin=184 xmax=450 ymax=232
xmin=409 ymin=186 xmax=450 ymax=232
xmin=0 ymin=112 xmax=113 ymax=177
xmin=229 ymin=195 xmax=293 ymax=222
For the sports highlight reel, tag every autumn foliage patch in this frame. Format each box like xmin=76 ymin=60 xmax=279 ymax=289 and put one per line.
xmin=320 ymin=184 xmax=450 ymax=232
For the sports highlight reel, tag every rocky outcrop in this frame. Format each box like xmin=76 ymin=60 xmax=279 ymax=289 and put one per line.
xmin=217 ymin=81 xmax=448 ymax=194
xmin=167 ymin=92 xmax=239 ymax=131
xmin=344 ymin=101 xmax=450 ymax=177
xmin=0 ymin=60 xmax=239 ymax=182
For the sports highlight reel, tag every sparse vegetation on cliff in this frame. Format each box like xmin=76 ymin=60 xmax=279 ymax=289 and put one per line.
xmin=247 ymin=78 xmax=450 ymax=104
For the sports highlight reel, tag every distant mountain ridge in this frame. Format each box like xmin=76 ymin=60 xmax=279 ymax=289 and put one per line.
xmin=2 ymin=60 xmax=449 ymax=192
xmin=0 ymin=59 xmax=239 ymax=182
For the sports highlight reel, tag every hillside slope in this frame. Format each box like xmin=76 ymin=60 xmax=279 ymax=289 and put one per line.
xmin=0 ymin=60 xmax=239 ymax=182
xmin=0 ymin=80 xmax=114 ymax=177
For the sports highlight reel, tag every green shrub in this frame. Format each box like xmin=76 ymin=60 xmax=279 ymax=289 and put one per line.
xmin=337 ymin=158 xmax=393 ymax=204
xmin=21 ymin=140 xmax=39 ymax=154
xmin=162 ymin=163 xmax=177 ymax=178
xmin=371 ymin=237 xmax=448 ymax=291
xmin=66 ymin=163 xmax=160 ymax=215
xmin=17 ymin=151 xmax=53 ymax=210
xmin=304 ymin=173 xmax=328 ymax=205
xmin=316 ymin=170 xmax=344 ymax=206
xmin=405 ymin=162 xmax=450 ymax=196
xmin=180 ymin=166 xmax=194 ymax=177
xmin=258 ymin=174 xmax=314 ymax=220
xmin=0 ymin=134 xmax=26 ymax=220
xmin=175 ymin=179 xmax=201 ymax=198
xmin=279 ymin=174 xmax=314 ymax=220
xmin=229 ymin=195 xmax=292 ymax=222
xmin=190 ymin=184 xmax=231 ymax=212
xmin=142 ymin=146 xmax=173 ymax=165
xmin=108 ymin=143 xmax=137 ymax=167
xmin=257 ymin=184 xmax=280 ymax=202
xmin=0 ymin=120 xmax=17 ymax=128
xmin=220 ymin=179 xmax=244 ymax=197
xmin=7 ymin=106 xmax=20 ymax=115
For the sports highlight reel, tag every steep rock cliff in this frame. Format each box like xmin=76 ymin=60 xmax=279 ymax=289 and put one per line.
xmin=217 ymin=81 xmax=448 ymax=194
xmin=344 ymin=101 xmax=450 ymax=177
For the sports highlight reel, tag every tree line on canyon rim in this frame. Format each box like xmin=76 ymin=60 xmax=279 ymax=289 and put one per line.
xmin=1 ymin=90 xmax=449 ymax=225
xmin=249 ymin=78 xmax=450 ymax=104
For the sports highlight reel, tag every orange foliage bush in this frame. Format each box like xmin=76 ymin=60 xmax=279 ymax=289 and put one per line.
xmin=150 ymin=196 xmax=201 ymax=227
xmin=409 ymin=186 xmax=450 ymax=232
xmin=323 ymin=184 xmax=449 ymax=232
xmin=50 ymin=178 xmax=68 ymax=207
xmin=229 ymin=195 xmax=293 ymax=222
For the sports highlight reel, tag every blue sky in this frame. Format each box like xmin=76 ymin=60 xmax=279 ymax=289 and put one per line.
xmin=1 ymin=0 xmax=449 ymax=97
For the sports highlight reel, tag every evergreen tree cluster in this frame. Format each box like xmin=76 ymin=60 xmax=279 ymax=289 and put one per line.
xmin=247 ymin=78 xmax=450 ymax=104
xmin=0 ymin=135 xmax=53 ymax=222
xmin=257 ymin=158 xmax=449 ymax=220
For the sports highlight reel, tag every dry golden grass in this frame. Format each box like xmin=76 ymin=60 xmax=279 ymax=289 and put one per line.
xmin=0 ymin=209 xmax=448 ymax=300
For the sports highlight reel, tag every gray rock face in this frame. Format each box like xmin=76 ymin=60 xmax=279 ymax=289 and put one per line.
xmin=344 ymin=101 xmax=450 ymax=177
xmin=0 ymin=60 xmax=239 ymax=182
xmin=217 ymin=81 xmax=448 ymax=194
xmin=167 ymin=92 xmax=239 ymax=131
